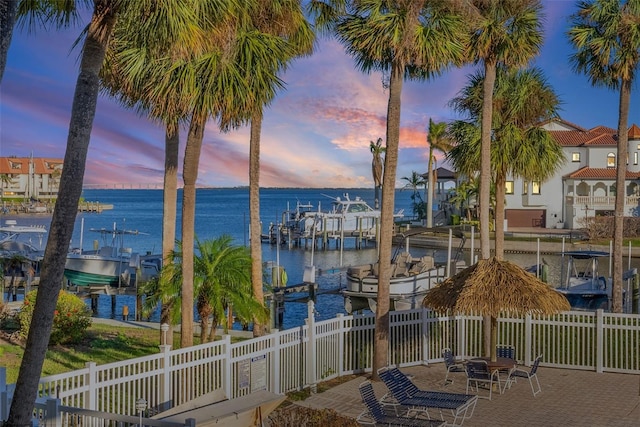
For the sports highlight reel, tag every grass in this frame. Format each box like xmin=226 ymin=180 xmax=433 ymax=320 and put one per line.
xmin=0 ymin=323 xmax=191 ymax=384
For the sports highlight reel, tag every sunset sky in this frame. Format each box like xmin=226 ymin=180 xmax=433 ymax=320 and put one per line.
xmin=1 ymin=1 xmax=639 ymax=188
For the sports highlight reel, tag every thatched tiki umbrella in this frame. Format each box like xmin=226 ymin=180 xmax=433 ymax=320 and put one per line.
xmin=423 ymin=257 xmax=570 ymax=361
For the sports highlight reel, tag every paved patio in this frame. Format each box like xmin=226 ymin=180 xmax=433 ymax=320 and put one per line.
xmin=296 ymin=363 xmax=640 ymax=426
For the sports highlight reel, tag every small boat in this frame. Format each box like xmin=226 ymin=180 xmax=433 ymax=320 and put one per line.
xmin=295 ymin=193 xmax=404 ymax=239
xmin=342 ymin=227 xmax=465 ymax=314
xmin=536 ymin=250 xmax=637 ymax=311
xmin=0 ymin=220 xmax=47 ymax=261
xmin=64 ymin=224 xmax=161 ymax=288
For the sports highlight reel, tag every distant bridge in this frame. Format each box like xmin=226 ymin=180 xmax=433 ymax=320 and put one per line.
xmin=82 ymin=183 xmax=164 ymax=190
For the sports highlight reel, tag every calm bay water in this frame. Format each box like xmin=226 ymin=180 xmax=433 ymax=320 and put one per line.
xmin=5 ymin=188 xmax=419 ymax=330
xmin=9 ymin=188 xmax=635 ymax=329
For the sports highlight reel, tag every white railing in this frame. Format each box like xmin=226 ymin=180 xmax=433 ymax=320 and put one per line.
xmin=567 ymin=195 xmax=640 ymax=207
xmin=1 ymin=305 xmax=639 ymax=424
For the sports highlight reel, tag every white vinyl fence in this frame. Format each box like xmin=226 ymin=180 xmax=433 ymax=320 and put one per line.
xmin=1 ymin=303 xmax=639 ymax=425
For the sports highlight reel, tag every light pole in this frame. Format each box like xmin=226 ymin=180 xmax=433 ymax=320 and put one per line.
xmin=136 ymin=398 xmax=147 ymax=427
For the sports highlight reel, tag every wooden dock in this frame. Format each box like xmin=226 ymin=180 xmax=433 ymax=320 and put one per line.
xmin=77 ymin=202 xmax=113 ymax=213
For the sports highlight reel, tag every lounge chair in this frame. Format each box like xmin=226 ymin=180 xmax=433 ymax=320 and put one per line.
xmin=505 ymin=354 xmax=543 ymax=396
xmin=377 ymin=367 xmax=477 ymax=426
xmin=465 ymin=359 xmax=500 ymax=401
xmin=357 ymin=381 xmax=446 ymax=427
xmin=442 ymin=348 xmax=466 ymax=385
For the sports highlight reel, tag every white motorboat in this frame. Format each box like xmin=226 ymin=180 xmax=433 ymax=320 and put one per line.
xmin=64 ymin=224 xmax=161 ymax=288
xmin=295 ymin=193 xmax=404 ymax=239
xmin=0 ymin=220 xmax=47 ymax=261
xmin=343 ymin=252 xmax=447 ymax=313
xmin=541 ymin=250 xmax=636 ymax=311
xmin=342 ymin=227 xmax=465 ymax=314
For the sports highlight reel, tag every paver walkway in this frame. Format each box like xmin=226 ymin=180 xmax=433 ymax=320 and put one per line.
xmin=296 ymin=363 xmax=640 ymax=426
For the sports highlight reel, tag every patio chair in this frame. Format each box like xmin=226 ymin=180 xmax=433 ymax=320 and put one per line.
xmin=496 ymin=344 xmax=516 ymax=360
xmin=357 ymin=381 xmax=446 ymax=427
xmin=505 ymin=354 xmax=543 ymax=397
xmin=442 ymin=348 xmax=466 ymax=385
xmin=465 ymin=359 xmax=500 ymax=401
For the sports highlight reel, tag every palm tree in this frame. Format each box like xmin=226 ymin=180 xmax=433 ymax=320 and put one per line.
xmin=194 ymin=236 xmax=269 ymax=342
xmin=244 ymin=1 xmax=314 ymax=337
xmin=0 ymin=173 xmax=13 ymax=203
xmin=449 ymin=66 xmax=564 ymax=258
xmin=401 ymin=171 xmax=425 ymax=220
xmin=0 ymin=0 xmax=19 ymax=81
xmin=309 ymin=0 xmax=468 ymax=377
xmin=7 ymin=2 xmax=200 ymax=424
xmin=467 ymin=0 xmax=544 ymax=262
xmin=426 ymin=119 xmax=453 ymax=227
xmin=568 ymin=0 xmax=640 ymax=313
xmin=370 ymin=137 xmax=385 ymax=209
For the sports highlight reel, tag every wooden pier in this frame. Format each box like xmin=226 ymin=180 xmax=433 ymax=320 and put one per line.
xmin=77 ymin=202 xmax=113 ymax=213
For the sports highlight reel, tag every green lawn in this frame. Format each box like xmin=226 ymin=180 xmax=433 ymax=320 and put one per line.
xmin=0 ymin=323 xmax=181 ymax=384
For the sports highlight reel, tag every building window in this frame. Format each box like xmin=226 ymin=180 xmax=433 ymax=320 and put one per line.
xmin=635 ymin=152 xmax=638 ymax=165
xmin=522 ymin=181 xmax=529 ymax=195
xmin=572 ymin=152 xmax=580 ymax=162
xmin=505 ymin=181 xmax=514 ymax=195
xmin=532 ymin=181 xmax=541 ymax=195
xmin=607 ymin=152 xmax=616 ymax=168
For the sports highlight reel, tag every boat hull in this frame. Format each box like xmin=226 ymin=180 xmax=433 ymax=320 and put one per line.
xmin=64 ymin=255 xmax=134 ymax=287
xmin=343 ymin=257 xmax=446 ymax=314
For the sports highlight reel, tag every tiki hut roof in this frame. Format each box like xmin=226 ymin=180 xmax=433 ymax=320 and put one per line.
xmin=423 ymin=257 xmax=570 ymax=317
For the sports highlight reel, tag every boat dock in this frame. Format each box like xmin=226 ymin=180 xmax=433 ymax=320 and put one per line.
xmin=77 ymin=202 xmax=113 ymax=213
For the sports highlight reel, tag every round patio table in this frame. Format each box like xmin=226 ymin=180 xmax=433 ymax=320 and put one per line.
xmin=471 ymin=356 xmax=516 ymax=372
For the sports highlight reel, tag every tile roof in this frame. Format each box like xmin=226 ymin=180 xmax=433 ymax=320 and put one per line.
xmin=549 ymin=122 xmax=640 ymax=147
xmin=0 ymin=157 xmax=63 ymax=175
xmin=564 ymin=166 xmax=640 ymax=180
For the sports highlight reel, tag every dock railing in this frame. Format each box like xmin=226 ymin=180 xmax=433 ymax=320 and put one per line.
xmin=1 ymin=304 xmax=639 ymax=423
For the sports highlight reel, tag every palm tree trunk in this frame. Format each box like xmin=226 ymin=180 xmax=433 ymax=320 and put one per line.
xmin=0 ymin=0 xmax=18 ymax=82
xmin=612 ymin=80 xmax=631 ymax=313
xmin=181 ymin=118 xmax=205 ymax=347
xmin=480 ymin=60 xmax=497 ymax=359
xmin=161 ymin=124 xmax=179 ymax=337
xmin=373 ymin=63 xmax=403 ymax=379
xmin=494 ymin=174 xmax=506 ymax=259
xmin=7 ymin=2 xmax=116 ymax=424
xmin=427 ymin=148 xmax=435 ymax=227
xmin=250 ymin=110 xmax=265 ymax=336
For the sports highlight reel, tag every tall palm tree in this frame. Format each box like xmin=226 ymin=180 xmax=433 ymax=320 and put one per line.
xmin=401 ymin=171 xmax=425 ymax=220
xmin=0 ymin=0 xmax=19 ymax=81
xmin=370 ymin=137 xmax=385 ymax=209
xmin=309 ymin=0 xmax=468 ymax=377
xmin=467 ymin=0 xmax=544 ymax=262
xmin=244 ymin=1 xmax=314 ymax=337
xmin=426 ymin=119 xmax=453 ymax=227
xmin=7 ymin=2 xmax=200 ymax=424
xmin=449 ymin=66 xmax=564 ymax=258
xmin=568 ymin=0 xmax=640 ymax=313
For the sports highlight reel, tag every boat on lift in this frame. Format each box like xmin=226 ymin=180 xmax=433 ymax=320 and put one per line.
xmin=64 ymin=223 xmax=161 ymax=288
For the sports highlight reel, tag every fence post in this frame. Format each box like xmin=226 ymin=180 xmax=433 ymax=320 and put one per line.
xmin=273 ymin=330 xmax=281 ymax=394
xmin=223 ymin=335 xmax=232 ymax=399
xmin=524 ymin=314 xmax=532 ymax=366
xmin=159 ymin=344 xmax=172 ymax=412
xmin=45 ymin=398 xmax=61 ymax=427
xmin=421 ymin=308 xmax=429 ymax=364
xmin=306 ymin=301 xmax=317 ymax=393
xmin=84 ymin=362 xmax=97 ymax=410
xmin=596 ymin=309 xmax=604 ymax=373
xmin=456 ymin=314 xmax=466 ymax=359
xmin=337 ymin=313 xmax=345 ymax=375
xmin=0 ymin=367 xmax=7 ymax=421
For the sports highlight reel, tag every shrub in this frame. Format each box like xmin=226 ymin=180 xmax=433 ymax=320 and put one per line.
xmin=267 ymin=405 xmax=358 ymax=426
xmin=19 ymin=290 xmax=92 ymax=345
